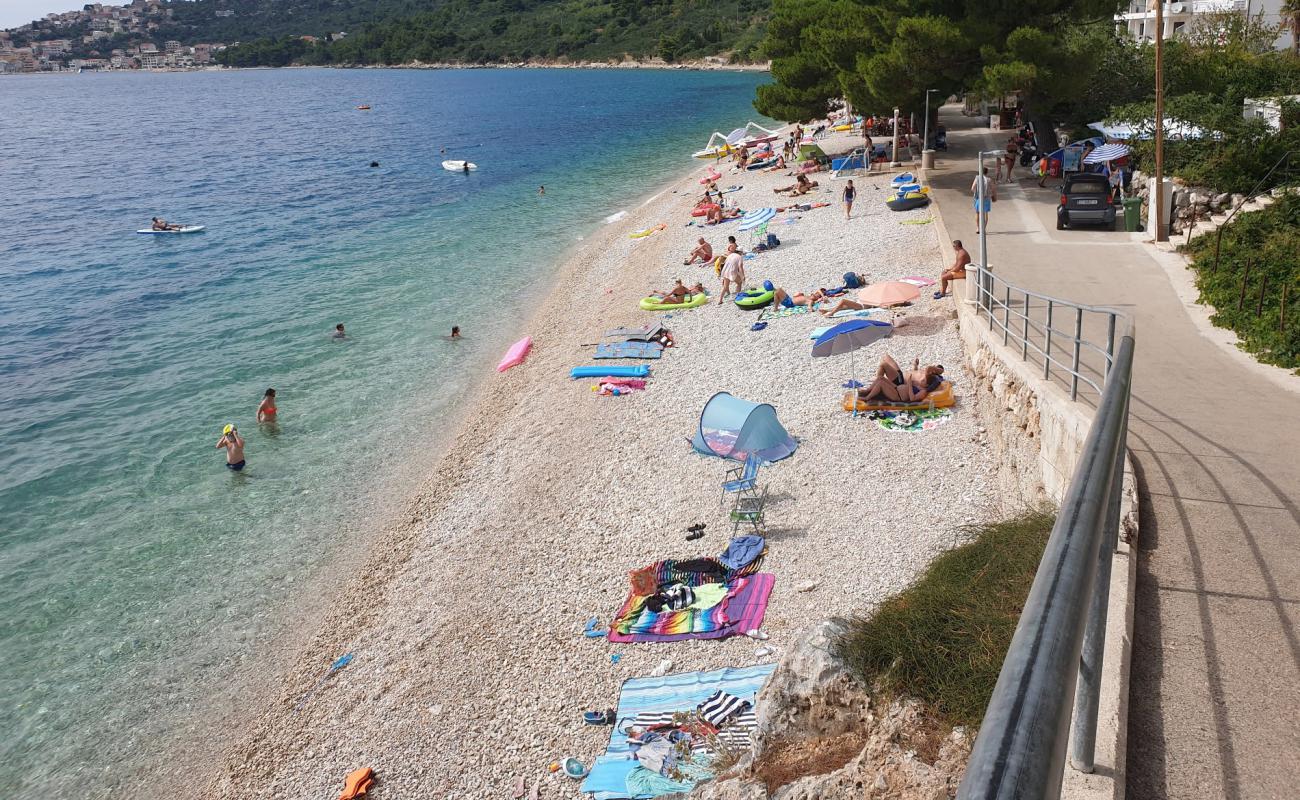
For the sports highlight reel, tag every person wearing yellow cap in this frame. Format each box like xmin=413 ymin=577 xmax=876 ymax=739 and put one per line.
xmin=216 ymin=424 xmax=245 ymax=471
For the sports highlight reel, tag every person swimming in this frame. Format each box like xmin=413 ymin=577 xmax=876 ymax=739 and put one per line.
xmin=451 ymin=326 xmax=461 ymax=339
xmin=257 ymin=388 xmax=277 ymax=423
xmin=332 ymin=323 xmax=346 ymax=339
xmin=217 ymin=424 xmax=245 ymax=470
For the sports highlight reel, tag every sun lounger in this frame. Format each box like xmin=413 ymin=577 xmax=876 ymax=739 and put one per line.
xmin=593 ymin=342 xmax=664 ymax=360
xmin=841 ymin=380 xmax=955 ymax=412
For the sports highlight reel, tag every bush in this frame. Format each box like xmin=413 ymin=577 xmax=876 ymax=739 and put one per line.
xmin=1186 ymin=193 xmax=1300 ymax=372
xmin=834 ymin=511 xmax=1054 ymax=729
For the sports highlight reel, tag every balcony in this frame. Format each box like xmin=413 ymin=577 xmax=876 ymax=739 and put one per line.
xmin=1118 ymin=0 xmax=1246 ymax=19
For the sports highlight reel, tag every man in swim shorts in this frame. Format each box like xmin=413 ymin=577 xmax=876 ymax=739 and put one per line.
xmin=971 ymin=167 xmax=996 ymax=233
xmin=935 ymin=240 xmax=972 ymax=298
xmin=684 ymin=238 xmax=713 ymax=266
xmin=217 ymin=424 xmax=245 ymax=471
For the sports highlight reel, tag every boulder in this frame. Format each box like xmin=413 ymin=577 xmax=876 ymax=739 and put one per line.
xmin=1231 ymin=193 xmax=1247 ymax=208
xmin=1212 ymin=192 xmax=1231 ymax=209
xmin=1173 ymin=189 xmax=1190 ymax=208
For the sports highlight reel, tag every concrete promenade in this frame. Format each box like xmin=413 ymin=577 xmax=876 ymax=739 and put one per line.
xmin=926 ymin=105 xmax=1300 ymax=800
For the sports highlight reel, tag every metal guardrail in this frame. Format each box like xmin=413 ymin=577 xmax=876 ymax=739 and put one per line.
xmin=957 ymin=265 xmax=1134 ymax=799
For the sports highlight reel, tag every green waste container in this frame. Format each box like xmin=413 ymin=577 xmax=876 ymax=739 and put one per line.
xmin=1122 ymin=196 xmax=1143 ymax=232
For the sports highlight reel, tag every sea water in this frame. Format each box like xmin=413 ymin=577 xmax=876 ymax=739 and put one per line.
xmin=0 ymin=67 xmax=771 ymax=797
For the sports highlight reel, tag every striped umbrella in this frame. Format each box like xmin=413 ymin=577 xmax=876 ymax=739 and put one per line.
xmin=1083 ymin=143 xmax=1131 ymax=164
xmin=737 ymin=207 xmax=776 ymax=231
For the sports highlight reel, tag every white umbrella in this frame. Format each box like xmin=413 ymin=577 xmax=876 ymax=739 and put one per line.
xmin=737 ymin=207 xmax=776 ymax=231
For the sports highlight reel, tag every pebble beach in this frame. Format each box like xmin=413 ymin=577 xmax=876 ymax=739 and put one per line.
xmin=207 ymin=128 xmax=1001 ymax=798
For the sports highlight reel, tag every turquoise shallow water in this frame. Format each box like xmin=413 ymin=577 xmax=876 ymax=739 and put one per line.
xmin=0 ymin=67 xmax=770 ymax=797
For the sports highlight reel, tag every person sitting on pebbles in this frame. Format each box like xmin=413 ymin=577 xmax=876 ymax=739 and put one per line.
xmin=683 ymin=237 xmax=713 ymax=266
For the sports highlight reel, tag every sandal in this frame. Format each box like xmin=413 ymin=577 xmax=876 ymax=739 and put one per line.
xmin=583 ymin=708 xmax=616 ymax=725
xmin=582 ymin=617 xmax=607 ymax=639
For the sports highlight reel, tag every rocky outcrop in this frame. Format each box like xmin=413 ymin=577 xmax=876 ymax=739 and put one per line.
xmin=690 ymin=622 xmax=970 ymax=800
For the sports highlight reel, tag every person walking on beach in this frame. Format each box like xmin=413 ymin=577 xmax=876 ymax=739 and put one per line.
xmin=935 ymin=240 xmax=972 ymax=298
xmin=257 ymin=389 xmax=277 ymax=423
xmin=217 ymin=424 xmax=245 ymax=471
xmin=719 ymin=250 xmax=745 ymax=304
xmin=842 ymin=180 xmax=856 ymax=220
xmin=971 ymin=167 xmax=996 ymax=233
xmin=333 ymin=323 xmax=346 ymax=339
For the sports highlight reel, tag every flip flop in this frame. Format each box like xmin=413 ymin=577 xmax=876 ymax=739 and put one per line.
xmin=582 ymin=617 xmax=607 ymax=639
xmin=750 ymin=322 xmax=767 ymax=331
xmin=513 ymin=776 xmax=526 ymax=799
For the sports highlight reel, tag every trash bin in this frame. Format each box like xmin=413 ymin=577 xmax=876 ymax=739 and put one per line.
xmin=1122 ymin=196 xmax=1143 ymax=232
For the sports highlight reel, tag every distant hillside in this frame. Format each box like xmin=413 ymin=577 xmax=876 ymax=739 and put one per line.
xmin=210 ymin=0 xmax=770 ymax=67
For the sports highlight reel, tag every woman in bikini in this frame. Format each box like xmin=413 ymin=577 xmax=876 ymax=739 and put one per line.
xmin=257 ymin=388 xmax=277 ymax=423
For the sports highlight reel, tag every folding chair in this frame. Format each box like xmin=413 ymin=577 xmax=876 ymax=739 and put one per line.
xmin=720 ymin=453 xmax=762 ymax=506
xmin=729 ymin=486 xmax=768 ymax=534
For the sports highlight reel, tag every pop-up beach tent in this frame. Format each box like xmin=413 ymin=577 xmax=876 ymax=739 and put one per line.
xmin=692 ymin=392 xmax=797 ymax=462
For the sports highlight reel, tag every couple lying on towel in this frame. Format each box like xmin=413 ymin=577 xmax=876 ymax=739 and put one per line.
xmin=767 ymin=272 xmax=867 ymax=311
xmin=856 ymin=354 xmax=944 ymax=404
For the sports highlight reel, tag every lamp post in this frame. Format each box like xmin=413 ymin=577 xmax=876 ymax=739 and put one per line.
xmin=923 ymin=89 xmax=939 ymax=151
xmin=1154 ymin=0 xmax=1167 ymax=241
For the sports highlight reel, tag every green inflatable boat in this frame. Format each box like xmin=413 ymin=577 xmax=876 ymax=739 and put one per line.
xmin=734 ymin=289 xmax=774 ymax=310
xmin=640 ymin=292 xmax=710 ymax=312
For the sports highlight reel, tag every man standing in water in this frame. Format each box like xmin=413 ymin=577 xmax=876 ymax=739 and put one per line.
xmin=217 ymin=424 xmax=245 ymax=471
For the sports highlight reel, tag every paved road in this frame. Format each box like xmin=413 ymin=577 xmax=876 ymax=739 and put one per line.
xmin=926 ymin=106 xmax=1300 ymax=800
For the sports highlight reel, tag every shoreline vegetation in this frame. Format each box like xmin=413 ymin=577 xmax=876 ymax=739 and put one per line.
xmin=199 ymin=127 xmax=1002 ymax=798
xmin=0 ymin=60 xmax=771 ymax=75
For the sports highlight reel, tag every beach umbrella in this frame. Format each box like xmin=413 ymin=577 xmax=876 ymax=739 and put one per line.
xmin=812 ymin=319 xmax=893 ymax=412
xmin=1083 ymin=143 xmax=1131 ymax=164
xmin=737 ymin=207 xmax=776 ymax=231
xmin=857 ymin=281 xmax=920 ymax=307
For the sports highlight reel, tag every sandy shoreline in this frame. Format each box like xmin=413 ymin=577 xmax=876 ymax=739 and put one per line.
xmin=204 ymin=129 xmax=1000 ymax=799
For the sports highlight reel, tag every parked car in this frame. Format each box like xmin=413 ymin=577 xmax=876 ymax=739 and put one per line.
xmin=1056 ymin=173 xmax=1117 ymax=231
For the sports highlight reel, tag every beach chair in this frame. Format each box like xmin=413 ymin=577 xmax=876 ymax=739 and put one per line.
xmin=720 ymin=453 xmax=762 ymax=506
xmin=729 ymin=486 xmax=767 ymax=534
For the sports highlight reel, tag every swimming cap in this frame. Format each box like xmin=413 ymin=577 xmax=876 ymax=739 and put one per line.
xmin=223 ymin=424 xmax=234 ymax=435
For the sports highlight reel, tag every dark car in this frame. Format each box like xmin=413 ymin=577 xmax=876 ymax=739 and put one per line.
xmin=1057 ymin=173 xmax=1117 ymax=231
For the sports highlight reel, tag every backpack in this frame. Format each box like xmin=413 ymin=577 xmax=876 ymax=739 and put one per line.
xmin=766 ymin=233 xmax=780 ymax=247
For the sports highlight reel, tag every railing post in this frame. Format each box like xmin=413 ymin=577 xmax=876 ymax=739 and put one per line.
xmin=1022 ymin=290 xmax=1031 ymax=360
xmin=1004 ymin=286 xmax=1012 ymax=346
xmin=987 ymin=269 xmax=995 ymax=330
xmin=1106 ymin=314 xmax=1116 ymax=376
xmin=1045 ymin=300 xmax=1054 ymax=380
xmin=1071 ymin=308 xmax=1083 ymax=401
xmin=1070 ymin=376 xmax=1131 ymax=771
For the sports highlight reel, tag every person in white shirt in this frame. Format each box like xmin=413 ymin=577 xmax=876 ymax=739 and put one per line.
xmin=971 ymin=167 xmax=997 ymax=233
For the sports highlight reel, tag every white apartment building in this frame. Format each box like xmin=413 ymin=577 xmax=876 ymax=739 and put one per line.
xmin=139 ymin=51 xmax=164 ymax=68
xmin=1116 ymin=0 xmax=1295 ymax=49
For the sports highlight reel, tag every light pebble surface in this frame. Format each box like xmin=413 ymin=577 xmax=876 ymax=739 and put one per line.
xmin=207 ymin=129 xmax=1000 ymax=798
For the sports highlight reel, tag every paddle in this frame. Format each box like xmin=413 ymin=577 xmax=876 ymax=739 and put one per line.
xmin=293 ymin=653 xmax=353 ymax=713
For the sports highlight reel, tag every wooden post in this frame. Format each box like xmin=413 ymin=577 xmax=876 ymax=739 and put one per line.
xmin=1238 ymin=258 xmax=1251 ymax=312
xmin=1257 ymin=275 xmax=1268 ymax=317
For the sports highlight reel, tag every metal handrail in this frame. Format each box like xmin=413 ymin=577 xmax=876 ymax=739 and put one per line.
xmin=958 ymin=265 xmax=1134 ymax=799
xmin=972 ymin=266 xmax=1125 ymax=400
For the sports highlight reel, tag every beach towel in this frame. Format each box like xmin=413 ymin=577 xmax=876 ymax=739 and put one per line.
xmin=582 ymin=664 xmax=777 ymax=800
xmin=605 ymin=324 xmax=663 ymax=341
xmin=609 ymin=573 xmax=774 ymax=643
xmin=828 ymin=308 xmax=886 ymax=320
xmin=594 ymin=342 xmax=664 ymax=360
xmin=898 ymin=276 xmax=937 ymax=288
xmin=758 ymin=304 xmax=810 ymax=321
xmin=875 ymin=408 xmax=953 ymax=432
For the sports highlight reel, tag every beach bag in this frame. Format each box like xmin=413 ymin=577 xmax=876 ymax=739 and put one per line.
xmin=713 ymin=255 xmax=725 ymax=276
xmin=766 ymin=233 xmax=780 ymax=247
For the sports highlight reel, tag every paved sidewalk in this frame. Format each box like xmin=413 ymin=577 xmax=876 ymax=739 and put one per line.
xmin=926 ymin=106 xmax=1300 ymax=800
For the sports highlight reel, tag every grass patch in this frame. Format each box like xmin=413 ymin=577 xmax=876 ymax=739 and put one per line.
xmin=835 ymin=510 xmax=1054 ymax=729
xmin=751 ymin=732 xmax=868 ymax=794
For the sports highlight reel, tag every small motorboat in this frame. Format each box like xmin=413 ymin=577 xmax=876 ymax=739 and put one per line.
xmin=356 ymin=105 xmax=371 ymax=110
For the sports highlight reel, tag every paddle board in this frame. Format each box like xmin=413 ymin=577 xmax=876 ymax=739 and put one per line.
xmin=442 ymin=160 xmax=478 ymax=171
xmin=136 ymin=225 xmax=205 ymax=234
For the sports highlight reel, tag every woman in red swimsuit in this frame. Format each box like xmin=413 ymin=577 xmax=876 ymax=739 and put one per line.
xmin=257 ymin=388 xmax=277 ymax=423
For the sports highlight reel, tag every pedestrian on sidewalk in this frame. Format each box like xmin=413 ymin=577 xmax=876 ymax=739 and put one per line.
xmin=1004 ymin=137 xmax=1019 ymax=182
xmin=971 ymin=167 xmax=996 ymax=233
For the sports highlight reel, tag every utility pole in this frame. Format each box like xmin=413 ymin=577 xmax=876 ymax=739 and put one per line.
xmin=1154 ymin=0 xmax=1167 ymax=241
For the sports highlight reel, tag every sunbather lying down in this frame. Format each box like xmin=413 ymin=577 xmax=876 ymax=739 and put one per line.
xmin=771 ymin=286 xmax=841 ymax=310
xmin=773 ymin=175 xmax=819 ymax=196
xmin=857 ymin=354 xmax=944 ymax=403
xmin=652 ymin=280 xmax=706 ymax=304
xmin=707 ymin=206 xmax=742 ymax=224
xmin=818 ymin=297 xmax=868 ymax=315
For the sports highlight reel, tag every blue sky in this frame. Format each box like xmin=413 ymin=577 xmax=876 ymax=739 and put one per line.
xmin=2 ymin=1 xmax=82 ymax=29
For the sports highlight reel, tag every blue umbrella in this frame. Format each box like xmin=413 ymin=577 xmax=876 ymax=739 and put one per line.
xmin=737 ymin=207 xmax=776 ymax=231
xmin=812 ymin=319 xmax=893 ymax=414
